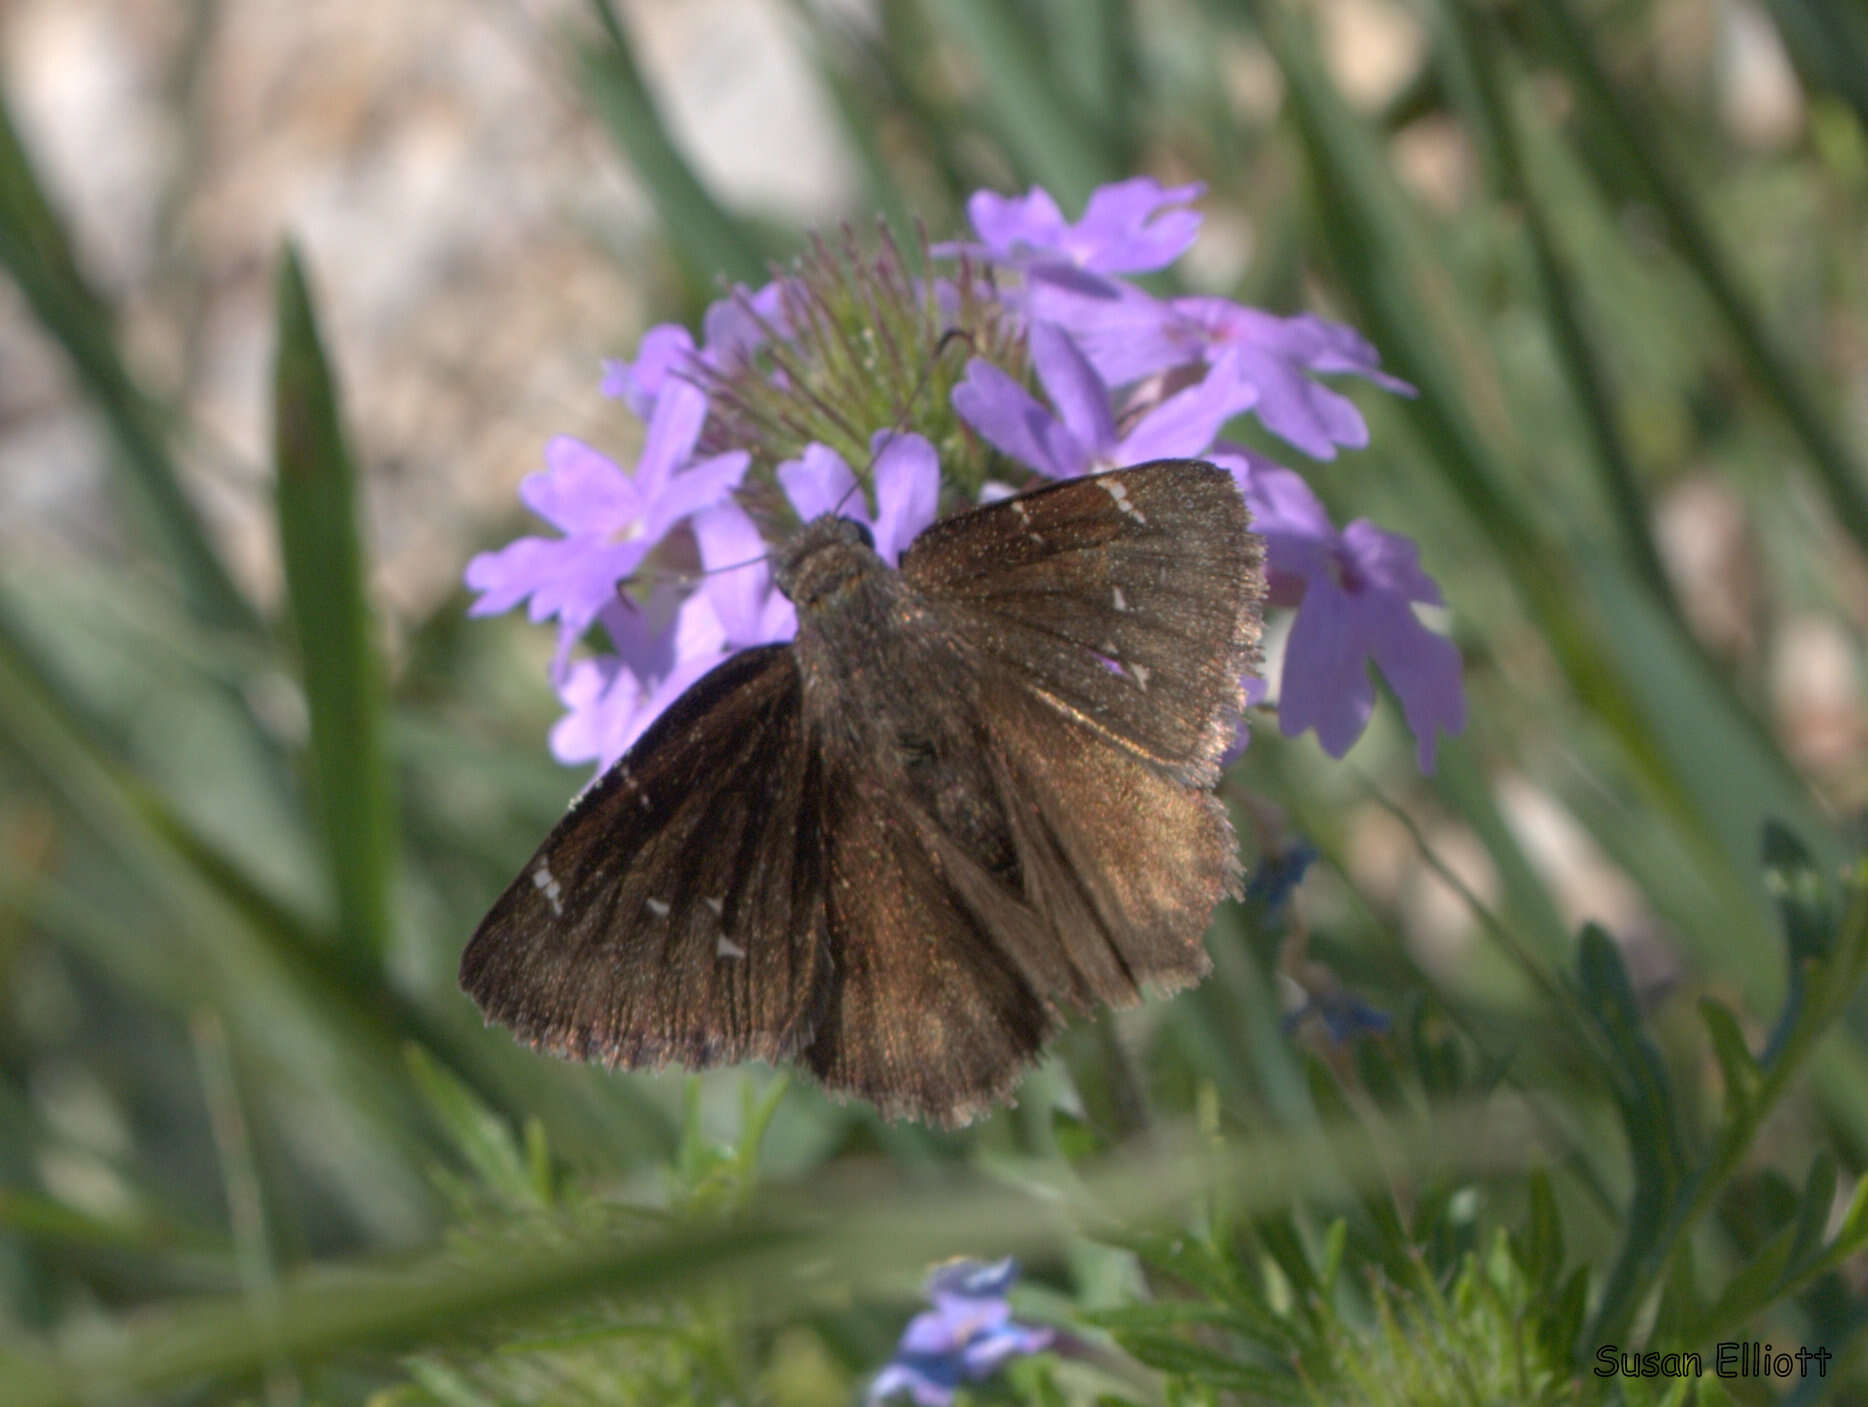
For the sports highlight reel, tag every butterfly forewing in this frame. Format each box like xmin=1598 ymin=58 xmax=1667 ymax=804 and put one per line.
xmin=460 ymin=644 xmax=832 ymax=1070
xmin=903 ymin=461 xmax=1262 ymax=785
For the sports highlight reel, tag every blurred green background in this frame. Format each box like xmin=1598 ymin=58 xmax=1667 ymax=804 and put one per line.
xmin=1 ymin=0 xmax=1866 ymax=1403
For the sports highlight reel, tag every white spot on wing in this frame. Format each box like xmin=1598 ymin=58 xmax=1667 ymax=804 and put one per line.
xmin=1131 ymin=661 xmax=1152 ymax=691
xmin=530 ymin=863 xmax=564 ymax=917
xmin=1099 ymin=476 xmax=1148 ymax=525
xmin=645 ymin=897 xmax=671 ymax=918
xmin=1010 ymin=497 xmax=1043 ymax=545
xmin=716 ymin=936 xmax=746 ymax=960
xmin=1112 ymin=585 xmax=1128 ymax=612
xmin=704 ymin=895 xmax=724 ymax=917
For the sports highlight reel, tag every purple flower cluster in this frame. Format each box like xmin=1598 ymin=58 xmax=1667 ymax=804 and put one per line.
xmin=466 ymin=177 xmax=1464 ymax=774
xmin=868 ymin=1258 xmax=1054 ymax=1406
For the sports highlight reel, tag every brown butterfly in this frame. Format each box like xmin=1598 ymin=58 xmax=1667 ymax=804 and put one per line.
xmin=461 ymin=459 xmax=1264 ymax=1126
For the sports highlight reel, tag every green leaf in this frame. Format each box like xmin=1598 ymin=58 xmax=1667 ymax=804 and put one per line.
xmin=404 ymin=1045 xmax=545 ymax=1211
xmin=1520 ymin=1168 xmax=1563 ymax=1292
xmin=1698 ymin=1000 xmax=1759 ymax=1126
xmin=1762 ymin=820 xmax=1834 ymax=966
xmin=1576 ymin=925 xmax=1685 ymax=1191
xmin=1081 ymin=1301 xmax=1252 ymax=1332
xmin=271 ymin=243 xmax=399 ymax=971
xmin=1116 ymin=1332 xmax=1283 ymax=1393
xmin=1543 ymin=1264 xmax=1590 ymax=1368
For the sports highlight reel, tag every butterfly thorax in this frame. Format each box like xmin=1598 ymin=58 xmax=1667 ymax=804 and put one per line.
xmin=774 ymin=515 xmax=882 ymax=611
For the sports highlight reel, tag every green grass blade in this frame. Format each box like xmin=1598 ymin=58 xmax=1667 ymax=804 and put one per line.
xmin=578 ymin=0 xmax=768 ymax=289
xmin=921 ymin=0 xmax=1115 ymax=206
xmin=1439 ymin=1 xmax=1677 ymax=613
xmin=1762 ymin=0 xmax=1868 ymax=137
xmin=271 ymin=244 xmax=398 ymax=972
xmin=1533 ymin=0 xmax=1868 ymax=561
xmin=0 ymin=84 xmax=258 ymax=636
xmin=0 ymin=610 xmax=438 ymax=1234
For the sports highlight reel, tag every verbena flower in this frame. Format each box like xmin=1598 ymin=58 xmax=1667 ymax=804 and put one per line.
xmin=1284 ymin=986 xmax=1394 ymax=1044
xmin=464 ymin=382 xmax=748 ymax=678
xmin=467 ymin=179 xmax=1459 ymax=774
xmin=868 ymin=1258 xmax=1055 ymax=1406
xmin=1052 ymin=291 xmax=1415 ymax=458
xmin=953 ymin=323 xmax=1254 ymax=480
xmin=1216 ymin=450 xmax=1466 ymax=770
xmin=942 ymin=176 xmax=1205 ymax=290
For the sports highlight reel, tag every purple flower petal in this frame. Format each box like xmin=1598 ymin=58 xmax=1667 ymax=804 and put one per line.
xmin=600 ymin=324 xmax=697 ymax=417
xmin=958 ymin=179 xmax=1204 ymax=276
xmin=962 ymin=186 xmax=1069 ymax=260
xmin=777 ymin=434 xmax=940 ymax=564
xmin=1340 ymin=518 xmax=1444 ymax=605
xmin=1231 ymin=343 xmax=1370 ymax=459
xmin=465 ymin=375 xmax=746 ymax=683
xmin=702 ymin=278 xmax=792 ymax=368
xmin=598 ymin=586 xmax=687 ymax=679
xmin=867 ymin=431 xmax=941 ymax=565
xmin=1113 ymin=352 xmax=1256 ymax=464
xmin=548 ymin=654 xmax=639 ymax=774
xmin=1276 ymin=519 xmax=1464 ymax=770
xmin=1031 ymin=281 xmax=1192 ymax=388
xmin=1070 ymin=176 xmax=1206 ymax=273
xmin=464 ymin=536 xmax=563 ymax=619
xmin=871 ymin=1258 xmax=1050 ymax=1407
xmin=519 ymin=437 xmax=642 ymax=535
xmin=778 ymin=443 xmax=862 ymax=523
xmin=633 ymin=377 xmax=709 ymax=505
xmin=898 ymin=1308 xmax=964 ymax=1357
xmin=1029 ymin=322 xmax=1118 ymax=457
xmin=1211 ymin=449 xmax=1462 ymax=769
xmin=548 ymin=586 xmax=730 ymax=774
xmin=951 ymin=356 xmax=1085 ymax=479
xmin=694 ymin=500 xmax=797 ymax=647
xmin=639 ymin=449 xmax=751 ymax=544
xmin=1272 ymin=310 xmax=1414 ymax=394
xmin=867 ymin=1361 xmax=956 ymax=1407
xmin=1278 ymin=571 xmax=1379 ymax=759
xmin=1168 ymin=299 xmax=1415 ymax=458
xmin=1211 ymin=447 xmax=1335 ymax=599
xmin=960 ymin=1322 xmax=1055 ymax=1379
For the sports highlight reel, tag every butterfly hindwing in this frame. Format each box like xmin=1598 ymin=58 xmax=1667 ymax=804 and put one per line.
xmin=800 ymin=767 xmax=1063 ymax=1126
xmin=459 ymin=644 xmax=833 ymax=1071
xmin=982 ymin=675 xmax=1238 ymax=997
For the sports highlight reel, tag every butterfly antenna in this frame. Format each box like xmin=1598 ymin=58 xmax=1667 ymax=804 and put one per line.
xmin=825 ymin=326 xmax=976 ymax=521
xmin=627 ymin=327 xmax=979 ymax=594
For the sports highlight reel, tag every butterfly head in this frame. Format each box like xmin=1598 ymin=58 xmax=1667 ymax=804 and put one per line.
xmin=775 ymin=514 xmax=882 ymax=610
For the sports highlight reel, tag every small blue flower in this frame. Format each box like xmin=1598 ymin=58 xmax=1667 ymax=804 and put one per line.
xmin=1247 ymin=841 xmax=1321 ymax=916
xmin=1284 ymin=987 xmax=1393 ymax=1044
xmin=869 ymin=1258 xmax=1055 ymax=1406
